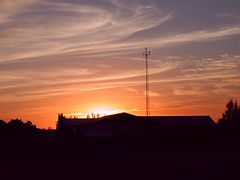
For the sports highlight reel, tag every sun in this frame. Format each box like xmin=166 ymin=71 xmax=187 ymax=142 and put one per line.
xmin=66 ymin=106 xmax=126 ymax=119
xmin=87 ymin=107 xmax=125 ymax=118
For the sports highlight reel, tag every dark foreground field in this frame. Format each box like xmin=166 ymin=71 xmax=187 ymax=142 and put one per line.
xmin=1 ymin=132 xmax=240 ymax=180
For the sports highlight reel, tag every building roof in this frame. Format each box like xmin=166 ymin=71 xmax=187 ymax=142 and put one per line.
xmin=61 ymin=113 xmax=216 ymax=128
xmin=62 ymin=118 xmax=99 ymax=127
xmin=141 ymin=116 xmax=215 ymax=127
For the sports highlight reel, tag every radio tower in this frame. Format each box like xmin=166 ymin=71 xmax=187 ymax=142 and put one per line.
xmin=143 ymin=48 xmax=151 ymax=116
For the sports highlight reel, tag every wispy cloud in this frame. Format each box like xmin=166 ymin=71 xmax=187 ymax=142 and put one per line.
xmin=145 ymin=90 xmax=162 ymax=97
xmin=216 ymin=13 xmax=239 ymax=19
xmin=1 ymin=0 xmax=240 ymax=63
xmin=0 ymin=1 xmax=174 ymax=62
xmin=0 ymin=58 xmax=178 ymax=102
xmin=143 ymin=26 xmax=240 ymax=48
xmin=0 ymin=0 xmax=38 ymax=24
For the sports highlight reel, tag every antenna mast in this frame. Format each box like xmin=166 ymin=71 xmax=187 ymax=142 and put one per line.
xmin=143 ymin=48 xmax=151 ymax=116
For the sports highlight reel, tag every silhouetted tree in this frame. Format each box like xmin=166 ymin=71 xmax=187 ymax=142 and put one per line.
xmin=7 ymin=118 xmax=37 ymax=138
xmin=91 ymin=113 xmax=95 ymax=119
xmin=56 ymin=113 xmax=65 ymax=133
xmin=219 ymin=99 xmax=240 ymax=128
xmin=26 ymin=121 xmax=33 ymax=126
xmin=0 ymin=120 xmax=7 ymax=127
xmin=96 ymin=113 xmax=100 ymax=118
xmin=8 ymin=118 xmax=25 ymax=129
xmin=0 ymin=120 xmax=7 ymax=136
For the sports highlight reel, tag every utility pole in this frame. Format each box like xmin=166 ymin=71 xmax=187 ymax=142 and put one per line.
xmin=143 ymin=48 xmax=151 ymax=116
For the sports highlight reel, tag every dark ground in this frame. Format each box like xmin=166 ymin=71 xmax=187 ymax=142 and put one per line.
xmin=1 ymin=132 xmax=240 ymax=180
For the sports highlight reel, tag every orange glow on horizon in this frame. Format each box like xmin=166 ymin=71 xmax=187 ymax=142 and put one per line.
xmin=66 ymin=107 xmax=126 ymax=119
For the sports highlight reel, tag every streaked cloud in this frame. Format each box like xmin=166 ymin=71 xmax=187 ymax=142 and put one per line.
xmin=0 ymin=0 xmax=38 ymax=24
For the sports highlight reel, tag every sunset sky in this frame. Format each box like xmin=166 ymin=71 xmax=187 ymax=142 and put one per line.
xmin=0 ymin=0 xmax=240 ymax=128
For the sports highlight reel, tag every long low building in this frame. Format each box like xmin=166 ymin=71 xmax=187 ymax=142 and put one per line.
xmin=57 ymin=113 xmax=216 ymax=138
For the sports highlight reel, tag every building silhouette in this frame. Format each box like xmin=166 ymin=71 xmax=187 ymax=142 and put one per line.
xmin=57 ymin=113 xmax=216 ymax=138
